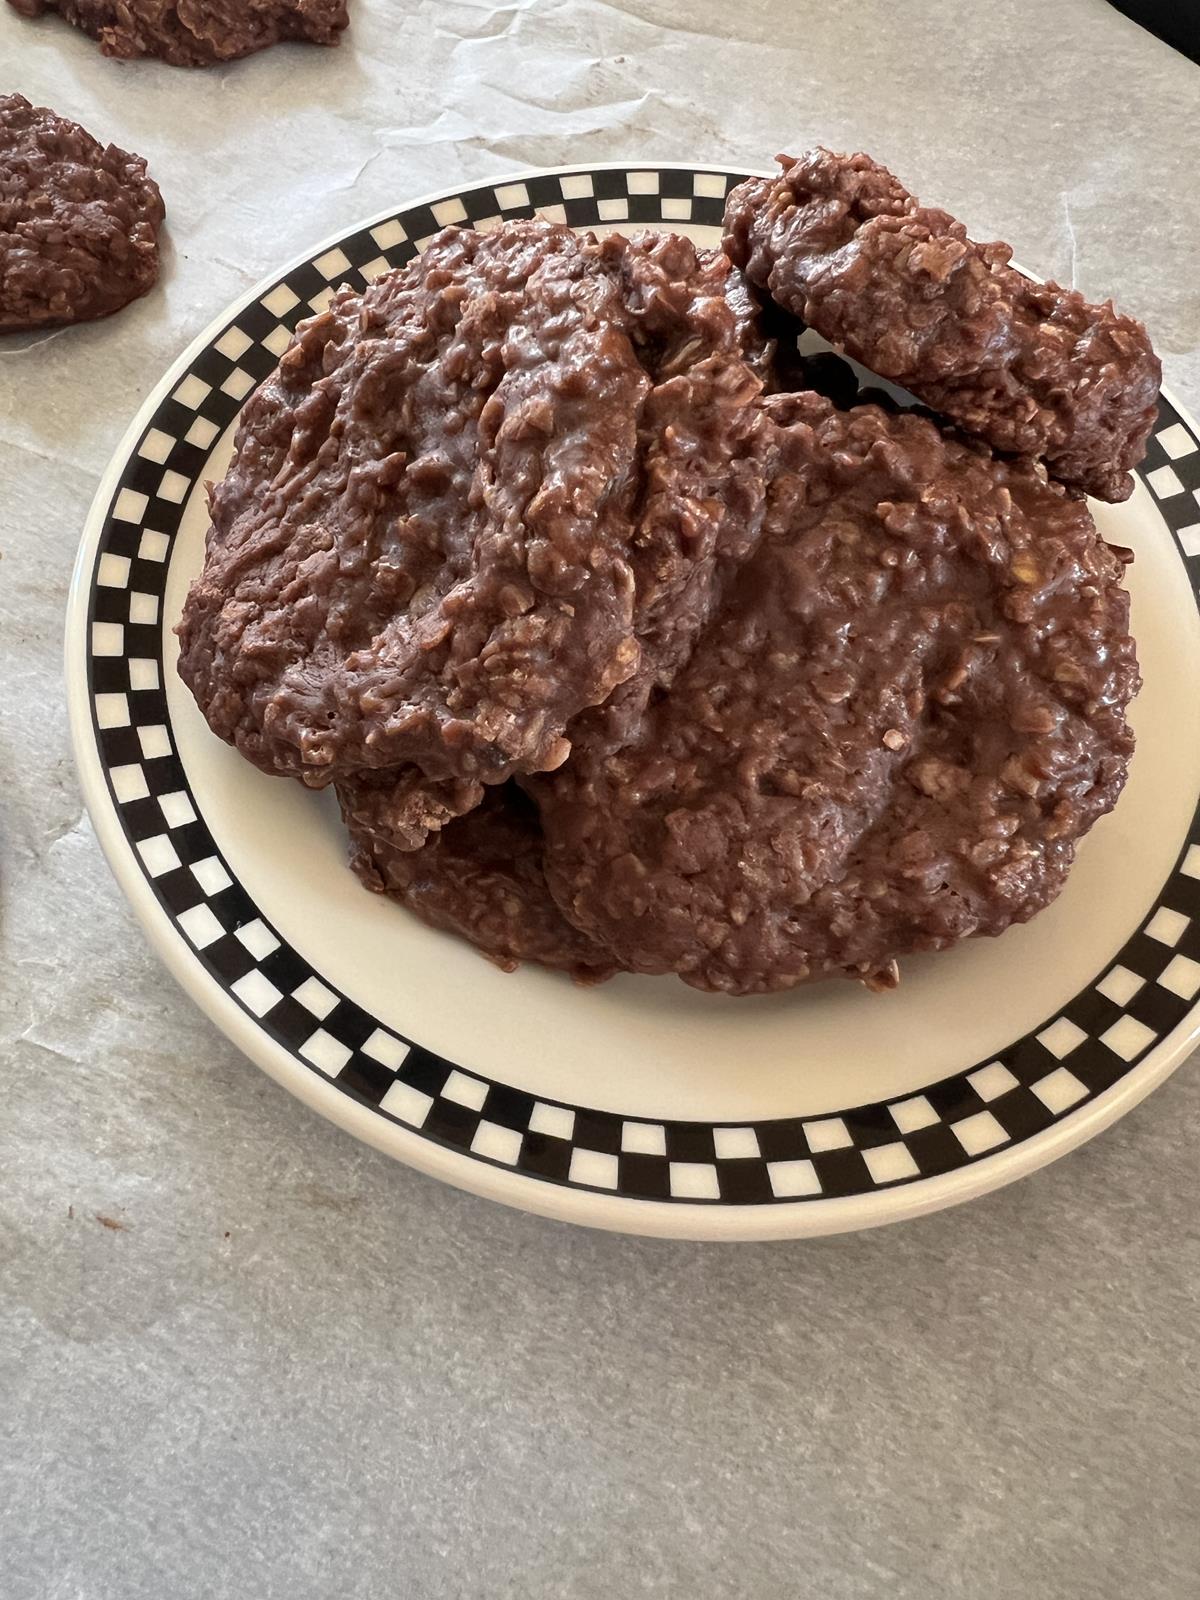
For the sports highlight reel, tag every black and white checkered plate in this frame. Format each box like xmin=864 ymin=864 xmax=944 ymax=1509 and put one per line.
xmin=67 ymin=165 xmax=1200 ymax=1239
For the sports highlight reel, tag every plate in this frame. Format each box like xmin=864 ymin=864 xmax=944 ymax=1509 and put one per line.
xmin=66 ymin=163 xmax=1200 ymax=1239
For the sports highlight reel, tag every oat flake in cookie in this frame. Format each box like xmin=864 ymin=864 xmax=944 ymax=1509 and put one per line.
xmin=0 ymin=94 xmax=164 ymax=332
xmin=5 ymin=0 xmax=349 ymax=64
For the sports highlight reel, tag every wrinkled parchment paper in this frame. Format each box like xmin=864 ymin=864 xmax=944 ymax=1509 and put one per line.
xmin=3 ymin=3 xmax=1200 ymax=1596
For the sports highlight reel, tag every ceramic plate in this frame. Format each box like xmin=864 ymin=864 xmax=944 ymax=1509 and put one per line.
xmin=66 ymin=163 xmax=1200 ymax=1239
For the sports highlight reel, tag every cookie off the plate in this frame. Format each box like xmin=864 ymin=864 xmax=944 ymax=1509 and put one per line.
xmin=5 ymin=0 xmax=350 ymax=64
xmin=0 ymin=93 xmax=164 ymax=332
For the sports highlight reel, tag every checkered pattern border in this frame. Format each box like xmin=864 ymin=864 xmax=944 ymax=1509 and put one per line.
xmin=84 ymin=167 xmax=1200 ymax=1205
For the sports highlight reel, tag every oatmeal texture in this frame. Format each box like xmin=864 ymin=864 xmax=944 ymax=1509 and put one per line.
xmin=179 ymin=222 xmax=650 ymax=808
xmin=0 ymin=93 xmax=164 ymax=332
xmin=348 ymin=784 xmax=616 ymax=981
xmin=532 ymin=394 xmax=1138 ymax=993
xmin=724 ymin=148 xmax=1160 ymax=502
xmin=179 ymin=222 xmax=771 ymax=847
xmin=5 ymin=0 xmax=349 ymax=64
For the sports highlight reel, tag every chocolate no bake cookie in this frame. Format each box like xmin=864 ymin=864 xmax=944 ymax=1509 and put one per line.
xmin=5 ymin=0 xmax=349 ymax=65
xmin=532 ymin=394 xmax=1137 ymax=993
xmin=0 ymin=93 xmax=164 ymax=332
xmin=178 ymin=222 xmax=772 ymax=849
xmin=725 ymin=149 xmax=1160 ymax=502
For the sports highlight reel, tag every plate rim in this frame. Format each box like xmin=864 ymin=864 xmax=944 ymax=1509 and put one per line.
xmin=66 ymin=160 xmax=1200 ymax=1240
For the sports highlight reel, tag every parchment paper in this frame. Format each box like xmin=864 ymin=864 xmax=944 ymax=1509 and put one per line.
xmin=2 ymin=3 xmax=1199 ymax=1596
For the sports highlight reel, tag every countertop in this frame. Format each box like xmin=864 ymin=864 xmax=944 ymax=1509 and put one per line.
xmin=2 ymin=1 xmax=1199 ymax=1595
